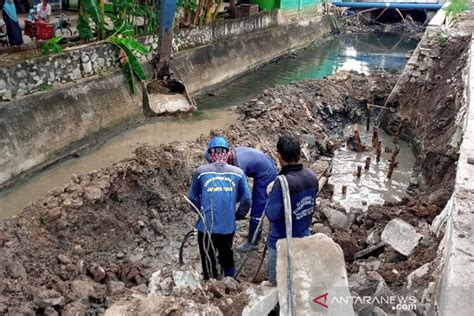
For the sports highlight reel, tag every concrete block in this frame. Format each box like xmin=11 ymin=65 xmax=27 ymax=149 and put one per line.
xmin=242 ymin=286 xmax=278 ymax=316
xmin=276 ymin=233 xmax=354 ymax=315
xmin=407 ymin=262 xmax=431 ymax=290
xmin=381 ymin=219 xmax=422 ymax=256
xmin=322 ymin=206 xmax=353 ymax=230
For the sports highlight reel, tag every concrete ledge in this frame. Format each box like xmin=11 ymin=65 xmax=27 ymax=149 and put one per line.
xmin=437 ymin=34 xmax=474 ymax=316
xmin=428 ymin=2 xmax=450 ymax=28
xmin=174 ymin=15 xmax=339 ymax=95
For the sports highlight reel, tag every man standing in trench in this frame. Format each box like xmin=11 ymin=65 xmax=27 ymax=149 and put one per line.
xmin=265 ymin=135 xmax=319 ymax=285
xmin=206 ymin=146 xmax=278 ymax=252
xmin=189 ymin=136 xmax=251 ymax=279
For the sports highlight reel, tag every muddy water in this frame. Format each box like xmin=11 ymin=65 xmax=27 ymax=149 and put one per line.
xmin=0 ymin=32 xmax=419 ymax=219
xmin=331 ymin=125 xmax=415 ymax=211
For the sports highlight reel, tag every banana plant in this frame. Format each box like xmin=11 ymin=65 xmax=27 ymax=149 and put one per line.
xmin=41 ymin=37 xmax=64 ymax=55
xmin=107 ymin=29 xmax=149 ymax=94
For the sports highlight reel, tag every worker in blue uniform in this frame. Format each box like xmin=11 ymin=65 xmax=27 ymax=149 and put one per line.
xmin=265 ymin=135 xmax=319 ymax=285
xmin=189 ymin=136 xmax=251 ymax=279
xmin=206 ymin=145 xmax=278 ymax=251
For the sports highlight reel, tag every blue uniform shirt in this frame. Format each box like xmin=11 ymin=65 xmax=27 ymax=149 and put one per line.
xmin=188 ymin=162 xmax=251 ymax=234
xmin=232 ymin=147 xmax=277 ymax=182
xmin=266 ymin=164 xmax=319 ymax=249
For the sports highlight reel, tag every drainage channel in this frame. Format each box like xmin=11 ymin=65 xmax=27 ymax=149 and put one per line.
xmin=0 ymin=32 xmax=419 ymax=219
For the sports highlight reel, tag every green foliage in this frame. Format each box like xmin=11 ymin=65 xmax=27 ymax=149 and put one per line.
xmin=107 ymin=35 xmax=149 ymax=93
xmin=178 ymin=0 xmax=197 ymax=12
xmin=446 ymin=0 xmax=468 ymax=16
xmin=439 ymin=33 xmax=448 ymax=47
xmin=110 ymin=0 xmax=157 ymax=35
xmin=38 ymin=83 xmax=53 ymax=91
xmin=78 ymin=0 xmax=155 ymax=93
xmin=41 ymin=37 xmax=64 ymax=55
xmin=78 ymin=14 xmax=94 ymax=40
xmin=82 ymin=0 xmax=104 ymax=35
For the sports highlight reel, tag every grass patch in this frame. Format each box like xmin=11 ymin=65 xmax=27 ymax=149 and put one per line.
xmin=38 ymin=83 xmax=53 ymax=91
xmin=446 ymin=0 xmax=469 ymax=15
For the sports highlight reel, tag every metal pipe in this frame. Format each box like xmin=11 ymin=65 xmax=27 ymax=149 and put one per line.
xmin=332 ymin=2 xmax=443 ymax=10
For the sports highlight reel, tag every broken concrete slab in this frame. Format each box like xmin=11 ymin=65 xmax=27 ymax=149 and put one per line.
xmin=407 ymin=262 xmax=432 ymax=290
xmin=276 ymin=233 xmax=354 ymax=315
xmin=321 ymin=206 xmax=353 ymax=230
xmin=349 ymin=268 xmax=381 ymax=296
xmin=242 ymin=286 xmax=278 ymax=316
xmin=381 ymin=219 xmax=423 ymax=256
xmin=367 ymin=230 xmax=381 ymax=245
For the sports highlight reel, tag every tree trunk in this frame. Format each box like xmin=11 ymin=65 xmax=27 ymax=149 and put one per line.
xmin=193 ymin=0 xmax=206 ymax=25
xmin=229 ymin=0 xmax=236 ymax=18
xmin=212 ymin=0 xmax=222 ymax=22
xmin=204 ymin=0 xmax=214 ymax=25
xmin=99 ymin=0 xmax=105 ymax=40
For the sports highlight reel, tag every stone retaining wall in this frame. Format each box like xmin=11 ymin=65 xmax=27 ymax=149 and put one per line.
xmin=0 ymin=11 xmax=280 ymax=102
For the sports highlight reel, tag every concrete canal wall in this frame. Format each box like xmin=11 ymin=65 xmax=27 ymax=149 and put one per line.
xmin=0 ymin=12 xmax=339 ymax=188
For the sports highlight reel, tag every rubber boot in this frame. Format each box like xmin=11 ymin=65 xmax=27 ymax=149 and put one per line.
xmin=224 ymin=267 xmax=236 ymax=277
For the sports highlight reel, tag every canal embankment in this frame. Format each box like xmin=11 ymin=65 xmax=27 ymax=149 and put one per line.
xmin=0 ymin=12 xmax=338 ymax=190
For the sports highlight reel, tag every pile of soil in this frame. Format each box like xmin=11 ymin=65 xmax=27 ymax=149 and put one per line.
xmin=0 ymin=71 xmax=396 ymax=314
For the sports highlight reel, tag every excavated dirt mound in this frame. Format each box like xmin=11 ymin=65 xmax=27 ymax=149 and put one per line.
xmin=0 ymin=71 xmax=396 ymax=314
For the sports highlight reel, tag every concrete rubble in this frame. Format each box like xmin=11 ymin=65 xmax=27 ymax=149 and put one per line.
xmin=381 ymin=219 xmax=423 ymax=256
xmin=277 ymin=234 xmax=354 ymax=315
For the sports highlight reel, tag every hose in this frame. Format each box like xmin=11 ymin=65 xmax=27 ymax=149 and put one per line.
xmin=251 ymin=243 xmax=268 ymax=283
xmin=233 ymin=211 xmax=267 ymax=279
xmin=179 ymin=229 xmax=197 ymax=267
xmin=279 ymin=175 xmax=296 ymax=316
xmin=182 ymin=195 xmax=217 ymax=278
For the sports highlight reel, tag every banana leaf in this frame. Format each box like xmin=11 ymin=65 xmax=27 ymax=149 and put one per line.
xmin=122 ymin=46 xmax=146 ymax=80
xmin=123 ymin=61 xmax=136 ymax=94
xmin=83 ymin=0 xmax=103 ymax=28
xmin=78 ymin=15 xmax=94 ymax=40
xmin=108 ymin=36 xmax=147 ymax=81
xmin=119 ymin=38 xmax=149 ymax=55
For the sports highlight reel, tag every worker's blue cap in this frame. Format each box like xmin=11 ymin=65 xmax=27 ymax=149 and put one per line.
xmin=208 ymin=136 xmax=229 ymax=151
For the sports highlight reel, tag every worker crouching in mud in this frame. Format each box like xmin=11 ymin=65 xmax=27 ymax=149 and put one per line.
xmin=266 ymin=135 xmax=319 ymax=285
xmin=206 ymin=145 xmax=278 ymax=252
xmin=189 ymin=136 xmax=251 ymax=280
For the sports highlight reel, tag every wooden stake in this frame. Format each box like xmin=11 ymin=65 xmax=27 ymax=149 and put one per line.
xmin=354 ymin=165 xmax=362 ymax=178
xmin=372 ymin=127 xmax=379 ymax=148
xmin=365 ymin=157 xmax=371 ymax=170
xmin=393 ymin=122 xmax=403 ymax=144
xmin=376 ymin=141 xmax=382 ymax=162
xmin=387 ymin=145 xmax=400 ymax=178
xmin=342 ymin=185 xmax=347 ymax=195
